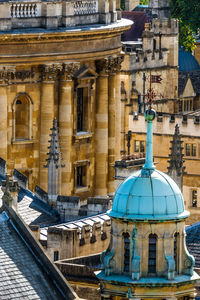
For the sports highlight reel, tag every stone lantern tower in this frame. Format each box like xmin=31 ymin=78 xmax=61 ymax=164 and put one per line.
xmin=97 ymin=108 xmax=199 ymax=299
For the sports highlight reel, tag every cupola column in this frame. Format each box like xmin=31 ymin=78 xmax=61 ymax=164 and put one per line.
xmin=95 ymin=59 xmax=109 ymax=196
xmin=39 ymin=63 xmax=61 ymax=191
xmin=59 ymin=63 xmax=79 ymax=195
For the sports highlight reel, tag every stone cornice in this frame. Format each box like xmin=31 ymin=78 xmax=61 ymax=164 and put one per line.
xmin=0 ymin=19 xmax=132 ymax=44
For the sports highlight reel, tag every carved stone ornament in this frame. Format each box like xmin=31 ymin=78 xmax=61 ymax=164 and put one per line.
xmin=96 ymin=55 xmax=124 ymax=75
xmin=60 ymin=62 xmax=80 ymax=81
xmin=0 ymin=66 xmax=35 ymax=84
xmin=39 ymin=63 xmax=62 ymax=81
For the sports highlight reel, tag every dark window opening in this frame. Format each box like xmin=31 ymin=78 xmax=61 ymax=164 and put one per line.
xmin=54 ymin=251 xmax=59 ymax=261
xmin=192 ymin=190 xmax=197 ymax=207
xmin=76 ymin=165 xmax=87 ymax=188
xmin=77 ymin=88 xmax=84 ymax=132
xmin=148 ymin=234 xmax=157 ymax=274
xmin=174 ymin=232 xmax=179 ymax=272
xmin=123 ymin=232 xmax=130 ymax=272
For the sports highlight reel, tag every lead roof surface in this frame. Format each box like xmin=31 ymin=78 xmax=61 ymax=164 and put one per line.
xmin=0 ymin=211 xmax=63 ymax=300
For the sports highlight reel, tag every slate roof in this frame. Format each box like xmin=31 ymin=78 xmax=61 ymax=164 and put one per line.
xmin=179 ymin=48 xmax=200 ymax=72
xmin=122 ymin=11 xmax=150 ymax=42
xmin=0 ymin=210 xmax=78 ymax=300
xmin=0 ymin=179 xmax=59 ymax=227
xmin=186 ymin=222 xmax=200 ymax=268
xmin=178 ymin=70 xmax=200 ymax=96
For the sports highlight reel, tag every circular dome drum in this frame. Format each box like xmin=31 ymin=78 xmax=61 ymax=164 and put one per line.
xmin=109 ymin=169 xmax=189 ymax=221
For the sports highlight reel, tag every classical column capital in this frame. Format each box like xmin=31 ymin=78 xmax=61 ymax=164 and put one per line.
xmin=39 ymin=63 xmax=62 ymax=82
xmin=60 ymin=62 xmax=80 ymax=81
xmin=96 ymin=55 xmax=124 ymax=75
xmin=108 ymin=54 xmax=124 ymax=75
xmin=0 ymin=66 xmax=16 ymax=85
xmin=96 ymin=58 xmax=109 ymax=75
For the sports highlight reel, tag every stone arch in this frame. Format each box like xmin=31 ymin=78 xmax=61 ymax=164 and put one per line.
xmin=12 ymin=93 xmax=33 ymax=141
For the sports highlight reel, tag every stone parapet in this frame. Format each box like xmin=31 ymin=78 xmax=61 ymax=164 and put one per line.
xmin=122 ymin=49 xmax=168 ymax=71
xmin=44 ymin=214 xmax=111 ymax=260
xmin=152 ymin=18 xmax=179 ymax=35
xmin=0 ymin=0 xmax=120 ymax=30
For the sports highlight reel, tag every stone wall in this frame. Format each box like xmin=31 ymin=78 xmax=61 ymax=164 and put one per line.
xmin=44 ymin=216 xmax=111 ymax=260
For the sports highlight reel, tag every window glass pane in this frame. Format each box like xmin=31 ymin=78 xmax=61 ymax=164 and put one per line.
xmin=140 ymin=141 xmax=145 ymax=152
xmin=123 ymin=233 xmax=130 ymax=272
xmin=185 ymin=144 xmax=191 ymax=156
xmin=77 ymin=88 xmax=83 ymax=132
xmin=192 ymin=190 xmax=197 ymax=207
xmin=134 ymin=141 xmax=139 ymax=152
xmin=148 ymin=234 xmax=156 ymax=274
xmin=179 ymin=101 xmax=182 ymax=112
xmin=192 ymin=144 xmax=196 ymax=156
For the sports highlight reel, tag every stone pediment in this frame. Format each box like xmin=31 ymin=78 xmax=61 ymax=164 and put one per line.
xmin=180 ymin=77 xmax=196 ymax=98
xmin=74 ymin=66 xmax=98 ymax=80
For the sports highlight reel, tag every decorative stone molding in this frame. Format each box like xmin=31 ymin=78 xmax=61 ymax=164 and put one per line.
xmin=60 ymin=62 xmax=80 ymax=81
xmin=0 ymin=66 xmax=16 ymax=84
xmin=39 ymin=63 xmax=62 ymax=82
xmin=96 ymin=55 xmax=124 ymax=75
xmin=0 ymin=66 xmax=35 ymax=84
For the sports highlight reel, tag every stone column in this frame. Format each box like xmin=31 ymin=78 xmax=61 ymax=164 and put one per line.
xmin=95 ymin=59 xmax=109 ymax=196
xmin=108 ymin=55 xmax=124 ymax=194
xmin=0 ymin=80 xmax=8 ymax=162
xmin=39 ymin=64 xmax=61 ymax=191
xmin=59 ymin=62 xmax=79 ymax=195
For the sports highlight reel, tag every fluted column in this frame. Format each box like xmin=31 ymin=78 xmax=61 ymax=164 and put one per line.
xmin=39 ymin=64 xmax=61 ymax=191
xmin=95 ymin=59 xmax=109 ymax=196
xmin=59 ymin=62 xmax=79 ymax=195
xmin=108 ymin=55 xmax=123 ymax=194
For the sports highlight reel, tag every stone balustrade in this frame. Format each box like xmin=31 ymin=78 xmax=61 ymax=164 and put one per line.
xmin=0 ymin=0 xmax=120 ymax=30
xmin=74 ymin=0 xmax=98 ymax=15
xmin=10 ymin=3 xmax=38 ymax=18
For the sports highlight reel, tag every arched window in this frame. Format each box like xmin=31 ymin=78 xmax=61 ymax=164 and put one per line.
xmin=174 ymin=232 xmax=179 ymax=272
xmin=148 ymin=234 xmax=157 ymax=274
xmin=12 ymin=94 xmax=32 ymax=141
xmin=123 ymin=232 xmax=130 ymax=272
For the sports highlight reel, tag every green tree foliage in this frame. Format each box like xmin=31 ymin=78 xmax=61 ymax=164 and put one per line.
xmin=170 ymin=0 xmax=200 ymax=52
xmin=139 ymin=0 xmax=149 ymax=4
xmin=139 ymin=0 xmax=199 ymax=52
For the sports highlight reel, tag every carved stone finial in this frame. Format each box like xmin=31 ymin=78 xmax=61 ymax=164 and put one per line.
xmin=167 ymin=123 xmax=185 ymax=191
xmin=2 ymin=174 xmax=19 ymax=210
xmin=44 ymin=118 xmax=64 ymax=205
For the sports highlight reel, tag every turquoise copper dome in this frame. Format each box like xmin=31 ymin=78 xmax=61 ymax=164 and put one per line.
xmin=109 ymin=169 xmax=189 ymax=220
xmin=109 ymin=108 xmax=189 ymax=221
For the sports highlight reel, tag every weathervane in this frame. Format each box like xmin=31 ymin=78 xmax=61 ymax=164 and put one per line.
xmin=142 ymin=72 xmax=163 ymax=110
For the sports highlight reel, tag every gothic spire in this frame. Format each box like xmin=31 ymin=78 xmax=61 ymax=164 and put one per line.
xmin=44 ymin=118 xmax=64 ymax=204
xmin=167 ymin=124 xmax=185 ymax=191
